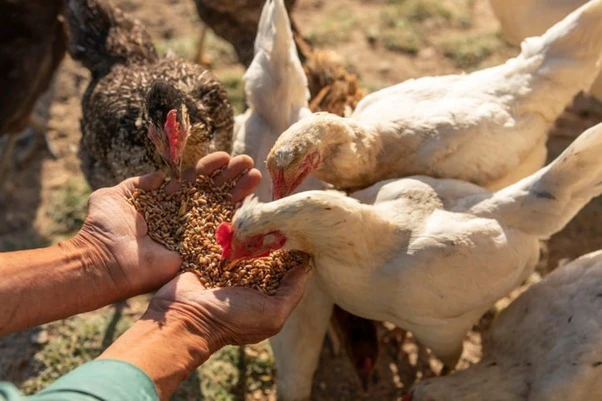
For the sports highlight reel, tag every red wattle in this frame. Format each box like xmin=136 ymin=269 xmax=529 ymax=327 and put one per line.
xmin=216 ymin=222 xmax=233 ymax=258
xmin=165 ymin=109 xmax=180 ymax=161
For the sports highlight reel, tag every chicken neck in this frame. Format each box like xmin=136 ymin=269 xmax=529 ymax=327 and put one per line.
xmin=236 ymin=191 xmax=400 ymax=264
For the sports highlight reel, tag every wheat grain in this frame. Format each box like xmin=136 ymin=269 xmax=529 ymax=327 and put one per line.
xmin=127 ymin=176 xmax=307 ymax=294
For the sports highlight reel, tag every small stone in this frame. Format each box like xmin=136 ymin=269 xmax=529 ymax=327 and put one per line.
xmin=30 ymin=330 xmax=49 ymax=345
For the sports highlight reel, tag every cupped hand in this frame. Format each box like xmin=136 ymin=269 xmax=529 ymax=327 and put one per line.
xmin=74 ymin=152 xmax=262 ymax=297
xmin=146 ymin=266 xmax=311 ymax=352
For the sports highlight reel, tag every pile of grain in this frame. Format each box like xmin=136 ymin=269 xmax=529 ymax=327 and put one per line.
xmin=127 ymin=175 xmax=307 ymax=294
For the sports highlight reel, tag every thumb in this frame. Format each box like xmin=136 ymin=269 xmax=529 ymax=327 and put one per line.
xmin=118 ymin=171 xmax=166 ymax=195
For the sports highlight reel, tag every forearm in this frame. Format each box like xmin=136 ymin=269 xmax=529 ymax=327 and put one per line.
xmin=98 ymin=308 xmax=214 ymax=400
xmin=0 ymin=235 xmax=121 ymax=335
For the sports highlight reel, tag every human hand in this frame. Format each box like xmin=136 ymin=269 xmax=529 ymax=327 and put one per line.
xmin=146 ymin=265 xmax=311 ymax=352
xmin=72 ymin=152 xmax=262 ymax=297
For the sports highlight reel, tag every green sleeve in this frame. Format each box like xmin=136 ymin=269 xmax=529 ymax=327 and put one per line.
xmin=0 ymin=360 xmax=158 ymax=401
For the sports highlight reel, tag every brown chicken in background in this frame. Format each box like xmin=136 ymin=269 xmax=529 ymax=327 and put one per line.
xmin=194 ymin=0 xmax=364 ymax=117
xmin=193 ymin=0 xmax=298 ymax=67
xmin=66 ymin=0 xmax=234 ymax=189
xmin=0 ymin=0 xmax=67 ymax=191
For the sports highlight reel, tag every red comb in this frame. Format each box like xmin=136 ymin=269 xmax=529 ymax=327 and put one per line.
xmin=165 ymin=109 xmax=180 ymax=162
xmin=216 ymin=222 xmax=233 ymax=259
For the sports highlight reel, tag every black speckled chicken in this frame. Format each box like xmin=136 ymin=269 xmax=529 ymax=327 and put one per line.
xmin=0 ymin=0 xmax=67 ymax=188
xmin=66 ymin=0 xmax=234 ymax=189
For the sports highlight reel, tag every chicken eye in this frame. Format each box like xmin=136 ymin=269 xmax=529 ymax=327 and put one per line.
xmin=245 ymin=242 xmax=254 ymax=249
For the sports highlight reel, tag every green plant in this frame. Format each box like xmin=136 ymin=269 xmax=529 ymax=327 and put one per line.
xmin=217 ymin=72 xmax=245 ymax=114
xmin=381 ymin=22 xmax=422 ymax=54
xmin=47 ymin=178 xmax=91 ymax=236
xmin=21 ymin=307 xmax=134 ymax=394
xmin=442 ymin=34 xmax=501 ymax=70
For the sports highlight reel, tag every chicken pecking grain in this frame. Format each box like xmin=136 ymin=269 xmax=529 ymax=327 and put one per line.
xmin=219 ymin=120 xmax=602 ymax=376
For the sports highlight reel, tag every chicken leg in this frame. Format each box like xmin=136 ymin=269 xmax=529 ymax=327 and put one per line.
xmin=17 ymin=113 xmax=58 ymax=167
xmin=0 ymin=134 xmax=19 ymax=192
xmin=195 ymin=24 xmax=213 ymax=67
xmin=270 ymin=274 xmax=334 ymax=401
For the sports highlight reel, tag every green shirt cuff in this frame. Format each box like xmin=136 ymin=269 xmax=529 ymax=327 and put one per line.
xmin=27 ymin=360 xmax=158 ymax=401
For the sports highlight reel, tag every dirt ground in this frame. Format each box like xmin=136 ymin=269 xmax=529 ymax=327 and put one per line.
xmin=1 ymin=0 xmax=602 ymax=400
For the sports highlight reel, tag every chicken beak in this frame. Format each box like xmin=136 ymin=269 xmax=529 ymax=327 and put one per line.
xmin=271 ymin=168 xmax=290 ymax=200
xmin=219 ymin=257 xmax=238 ymax=271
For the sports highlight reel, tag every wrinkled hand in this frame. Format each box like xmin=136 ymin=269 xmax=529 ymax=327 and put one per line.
xmin=146 ymin=266 xmax=311 ymax=351
xmin=75 ymin=152 xmax=262 ymax=297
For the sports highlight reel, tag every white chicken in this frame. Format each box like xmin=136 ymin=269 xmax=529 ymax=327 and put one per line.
xmin=489 ymin=0 xmax=602 ymax=101
xmin=409 ymin=249 xmax=602 ymax=401
xmin=216 ymin=121 xmax=602 ymax=372
xmin=232 ymin=0 xmax=323 ymax=199
xmin=266 ymin=0 xmax=602 ymax=200
xmin=231 ymin=2 xmax=331 ymax=400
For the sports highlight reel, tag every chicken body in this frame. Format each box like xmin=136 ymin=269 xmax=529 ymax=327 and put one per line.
xmin=193 ymin=0 xmax=296 ymax=67
xmin=227 ymin=121 xmax=602 ymax=370
xmin=489 ymin=0 xmax=602 ymax=102
xmin=232 ymin=0 xmax=321 ymax=199
xmin=268 ymin=0 xmax=602 ymax=197
xmin=410 ymin=249 xmax=602 ymax=401
xmin=0 ymin=0 xmax=66 ymax=186
xmin=66 ymin=0 xmax=233 ymax=189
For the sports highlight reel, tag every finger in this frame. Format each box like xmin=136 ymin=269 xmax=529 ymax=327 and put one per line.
xmin=165 ymin=152 xmax=232 ymax=194
xmin=183 ymin=152 xmax=231 ymax=182
xmin=271 ymin=265 xmax=311 ymax=314
xmin=212 ymin=155 xmax=255 ymax=187
xmin=117 ymin=171 xmax=166 ymax=195
xmin=230 ymin=169 xmax=262 ymax=202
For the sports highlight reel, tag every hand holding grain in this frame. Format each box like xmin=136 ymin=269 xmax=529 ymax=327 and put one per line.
xmin=146 ymin=266 xmax=311 ymax=350
xmin=76 ymin=152 xmax=261 ymax=297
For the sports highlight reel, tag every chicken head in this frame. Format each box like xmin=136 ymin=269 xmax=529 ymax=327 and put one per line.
xmin=146 ymin=80 xmax=191 ymax=180
xmin=216 ymin=221 xmax=287 ymax=262
xmin=268 ymin=148 xmax=320 ymax=200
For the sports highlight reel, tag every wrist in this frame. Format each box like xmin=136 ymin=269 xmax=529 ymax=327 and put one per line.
xmin=146 ymin=297 xmax=226 ymax=354
xmin=99 ymin=306 xmax=214 ymax=400
xmin=64 ymin=230 xmax=125 ymax=294
xmin=67 ymin=229 xmax=116 ymax=273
